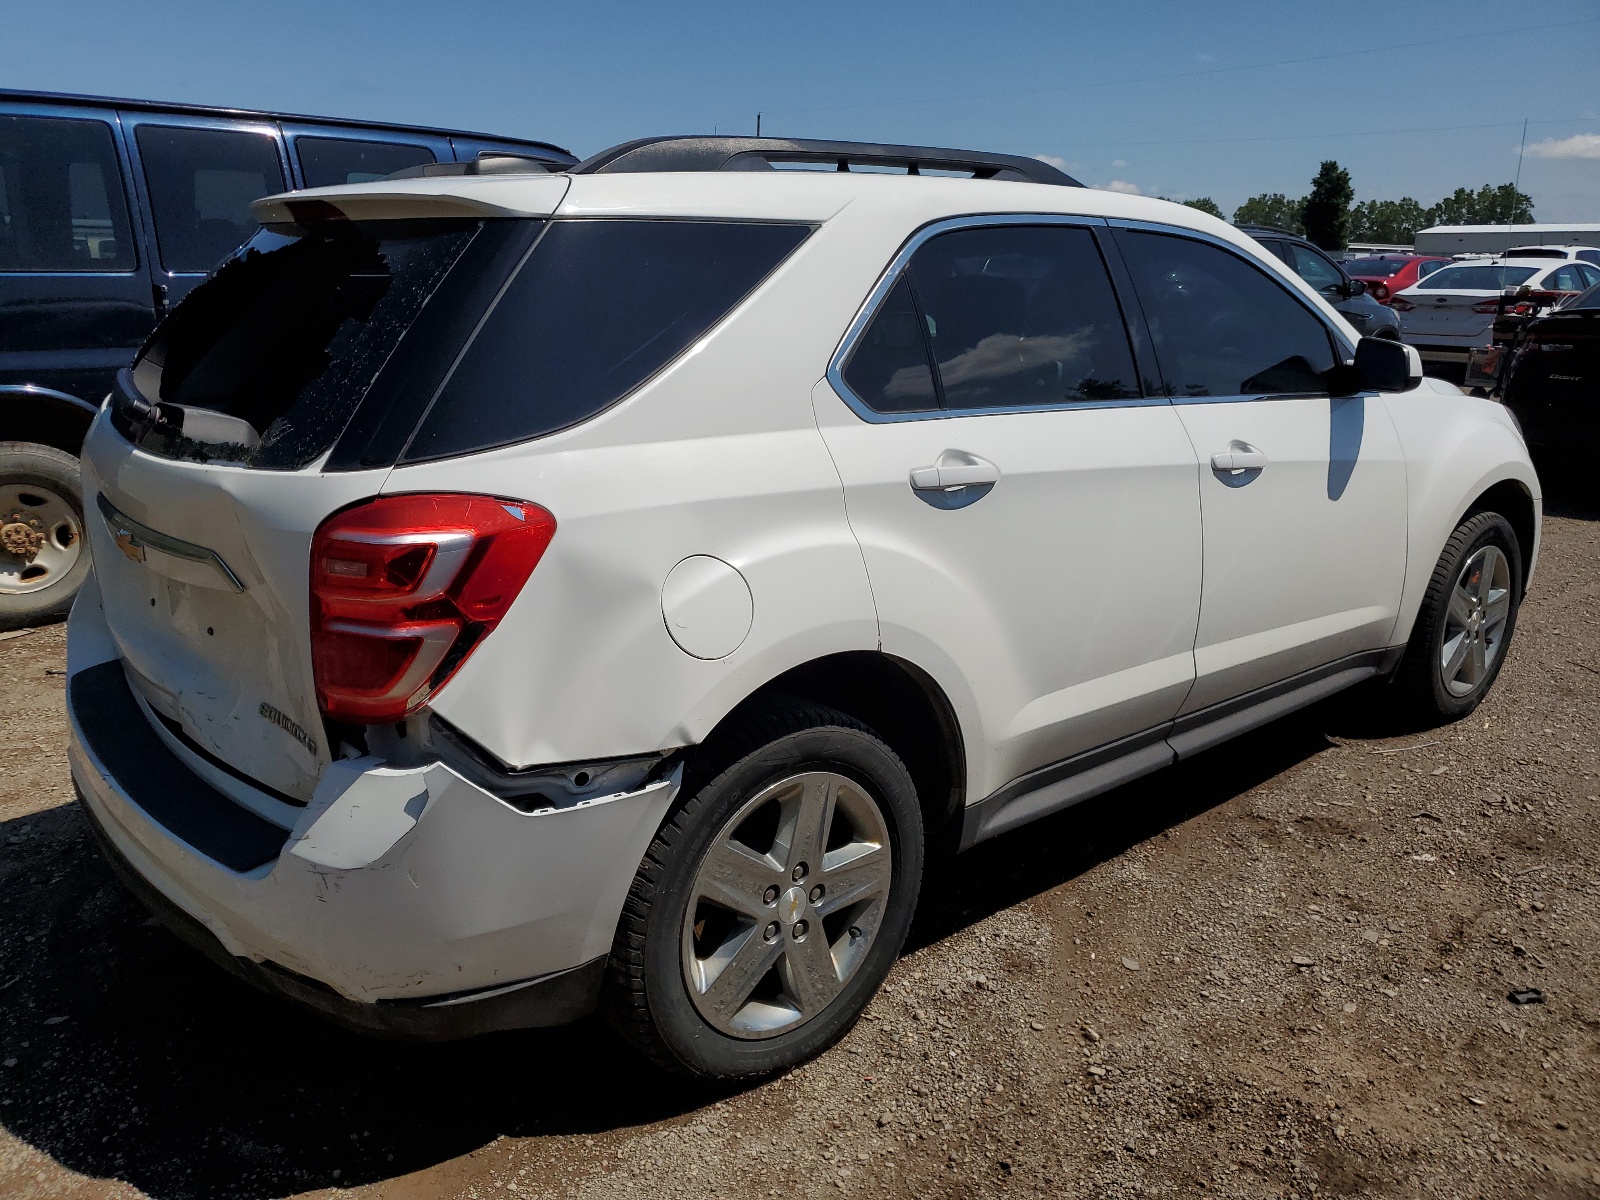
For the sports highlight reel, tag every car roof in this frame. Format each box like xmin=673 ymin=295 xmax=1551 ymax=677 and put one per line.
xmin=0 ymin=86 xmax=575 ymax=161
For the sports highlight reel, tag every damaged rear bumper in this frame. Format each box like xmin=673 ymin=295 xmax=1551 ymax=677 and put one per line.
xmin=67 ymin=580 xmax=678 ymax=1039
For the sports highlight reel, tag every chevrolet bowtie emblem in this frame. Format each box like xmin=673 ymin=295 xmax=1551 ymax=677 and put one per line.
xmin=113 ymin=526 xmax=146 ymax=564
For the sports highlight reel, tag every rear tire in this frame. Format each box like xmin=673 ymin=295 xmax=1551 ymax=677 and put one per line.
xmin=1390 ymin=511 xmax=1523 ymax=725
xmin=0 ymin=442 xmax=89 ymax=631
xmin=602 ymin=699 xmax=923 ymax=1079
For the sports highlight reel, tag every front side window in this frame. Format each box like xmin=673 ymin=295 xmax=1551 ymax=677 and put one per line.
xmin=297 ymin=137 xmax=435 ymax=188
xmin=401 ymin=219 xmax=812 ymax=462
xmin=136 ymin=125 xmax=285 ymax=272
xmin=1288 ymin=244 xmax=1345 ymax=294
xmin=1117 ymin=230 xmax=1338 ymax=398
xmin=0 ymin=114 xmax=135 ymax=271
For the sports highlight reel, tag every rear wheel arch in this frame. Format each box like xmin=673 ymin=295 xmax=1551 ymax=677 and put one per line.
xmin=0 ymin=387 xmax=97 ymax=457
xmin=685 ymin=651 xmax=966 ymax=842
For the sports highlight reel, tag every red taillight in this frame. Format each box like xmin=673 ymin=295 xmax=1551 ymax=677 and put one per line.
xmin=1390 ymin=296 xmax=1415 ymax=312
xmin=310 ymin=493 xmax=556 ymax=723
xmin=1472 ymin=299 xmax=1502 ymax=314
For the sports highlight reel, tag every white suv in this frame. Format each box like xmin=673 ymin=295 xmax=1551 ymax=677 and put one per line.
xmin=67 ymin=137 xmax=1539 ymax=1079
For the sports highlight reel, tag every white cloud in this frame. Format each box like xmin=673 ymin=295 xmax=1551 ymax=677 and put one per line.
xmin=1111 ymin=158 xmax=1128 ymax=167
xmin=1102 ymin=180 xmax=1142 ymax=195
xmin=1033 ymin=154 xmax=1069 ymax=169
xmin=1524 ymin=133 xmax=1600 ymax=159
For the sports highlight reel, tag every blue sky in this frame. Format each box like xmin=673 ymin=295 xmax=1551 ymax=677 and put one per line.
xmin=4 ymin=0 xmax=1598 ymax=220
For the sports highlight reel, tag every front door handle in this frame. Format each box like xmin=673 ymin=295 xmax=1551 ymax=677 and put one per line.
xmin=1210 ymin=443 xmax=1268 ymax=474
xmin=909 ymin=452 xmax=1001 ymax=491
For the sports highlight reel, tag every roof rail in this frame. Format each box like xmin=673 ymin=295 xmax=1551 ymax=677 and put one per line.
xmin=1234 ymin=223 xmax=1303 ymax=238
xmin=569 ymin=136 xmax=1082 ymax=187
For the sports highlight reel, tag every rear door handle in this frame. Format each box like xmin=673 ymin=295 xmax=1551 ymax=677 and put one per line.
xmin=1210 ymin=444 xmax=1268 ymax=474
xmin=909 ymin=453 xmax=1001 ymax=490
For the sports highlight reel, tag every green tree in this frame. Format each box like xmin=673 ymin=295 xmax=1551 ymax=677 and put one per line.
xmin=1232 ymin=193 xmax=1304 ymax=232
xmin=1348 ymin=197 xmax=1428 ymax=244
xmin=1179 ymin=197 xmax=1224 ymax=219
xmin=1302 ymin=160 xmax=1354 ymax=251
xmin=1424 ymin=183 xmax=1534 ymax=226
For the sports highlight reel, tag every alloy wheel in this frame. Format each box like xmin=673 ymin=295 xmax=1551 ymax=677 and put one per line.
xmin=681 ymin=770 xmax=893 ymax=1039
xmin=1439 ymin=544 xmax=1511 ymax=698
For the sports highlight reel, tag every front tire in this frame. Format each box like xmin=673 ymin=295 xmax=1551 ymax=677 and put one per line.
xmin=603 ymin=699 xmax=923 ymax=1079
xmin=0 ymin=442 xmax=89 ymax=631
xmin=1391 ymin=511 xmax=1523 ymax=724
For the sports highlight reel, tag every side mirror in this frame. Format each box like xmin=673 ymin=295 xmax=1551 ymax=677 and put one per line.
xmin=1342 ymin=277 xmax=1367 ymax=298
xmin=1350 ymin=336 xmax=1422 ymax=393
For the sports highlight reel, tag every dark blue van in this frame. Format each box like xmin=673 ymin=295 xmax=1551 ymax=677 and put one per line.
xmin=0 ymin=88 xmax=573 ymax=627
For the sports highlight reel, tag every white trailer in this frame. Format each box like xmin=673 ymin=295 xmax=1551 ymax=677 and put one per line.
xmin=1414 ymin=223 xmax=1600 ymax=255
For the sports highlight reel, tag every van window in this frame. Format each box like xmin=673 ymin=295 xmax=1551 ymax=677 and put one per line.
xmin=400 ymin=219 xmax=811 ymax=462
xmin=1116 ymin=230 xmax=1338 ymax=397
xmin=296 ymin=137 xmax=435 ymax=188
xmin=119 ymin=218 xmax=488 ymax=470
xmin=0 ymin=114 xmax=135 ymax=272
xmin=135 ymin=125 xmax=285 ymax=273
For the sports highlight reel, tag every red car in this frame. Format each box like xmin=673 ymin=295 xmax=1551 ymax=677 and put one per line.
xmin=1343 ymin=254 xmax=1452 ymax=304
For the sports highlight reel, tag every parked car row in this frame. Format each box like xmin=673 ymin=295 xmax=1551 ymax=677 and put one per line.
xmin=1235 ymin=225 xmax=1401 ymax=339
xmin=1391 ymin=255 xmax=1600 ymax=366
xmin=0 ymin=87 xmax=575 ymax=628
xmin=64 ymin=133 xmax=1536 ymax=1079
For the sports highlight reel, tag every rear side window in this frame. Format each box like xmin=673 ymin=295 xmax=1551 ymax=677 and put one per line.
xmin=1547 ymin=264 xmax=1587 ymax=292
xmin=842 ymin=224 xmax=1140 ymax=414
xmin=0 ymin=114 xmax=135 ymax=271
xmin=119 ymin=219 xmax=488 ymax=469
xmin=1417 ymin=259 xmax=1447 ymax=279
xmin=1116 ymin=230 xmax=1337 ymax=398
xmin=136 ymin=125 xmax=286 ymax=272
xmin=400 ymin=219 xmax=811 ymax=462
xmin=297 ymin=137 xmax=435 ymax=188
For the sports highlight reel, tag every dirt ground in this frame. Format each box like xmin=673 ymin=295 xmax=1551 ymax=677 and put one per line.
xmin=1 ymin=493 xmax=1597 ymax=1200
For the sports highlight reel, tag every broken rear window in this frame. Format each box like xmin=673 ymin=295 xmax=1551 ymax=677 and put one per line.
xmin=117 ymin=217 xmax=504 ymax=470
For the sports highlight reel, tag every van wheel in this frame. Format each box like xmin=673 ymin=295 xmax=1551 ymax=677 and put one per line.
xmin=1390 ymin=511 xmax=1523 ymax=725
xmin=603 ymin=699 xmax=923 ymax=1079
xmin=0 ymin=443 xmax=89 ymax=631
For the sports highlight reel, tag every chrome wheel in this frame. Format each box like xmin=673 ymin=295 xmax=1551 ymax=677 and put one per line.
xmin=0 ymin=482 xmax=83 ymax=596
xmin=1439 ymin=544 xmax=1511 ymax=698
xmin=681 ymin=770 xmax=893 ymax=1039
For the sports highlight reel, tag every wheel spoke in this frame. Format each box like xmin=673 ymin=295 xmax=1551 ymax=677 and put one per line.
xmin=1442 ymin=631 xmax=1472 ymax=681
xmin=1467 ymin=635 xmax=1488 ymax=684
xmin=696 ymin=840 xmax=780 ymax=917
xmin=1474 ymin=549 xmax=1502 ymax=605
xmin=782 ymin=927 xmax=842 ymax=1017
xmin=1483 ymin=588 xmax=1511 ymax=632
xmin=777 ymin=774 xmax=835 ymax=876
xmin=1446 ymin=585 xmax=1473 ymax=629
xmin=816 ymin=842 xmax=889 ymax=916
xmin=696 ymin=927 xmax=784 ymax=1022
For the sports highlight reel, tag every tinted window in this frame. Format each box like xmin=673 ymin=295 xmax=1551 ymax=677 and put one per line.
xmin=1344 ymin=257 xmax=1410 ymax=276
xmin=136 ymin=125 xmax=285 ymax=272
xmin=121 ymin=218 xmax=485 ymax=469
xmin=402 ymin=219 xmax=811 ymax=461
xmin=1578 ymin=264 xmax=1600 ymax=288
xmin=0 ymin=114 xmax=135 ymax=271
xmin=841 ymin=274 xmax=937 ymax=413
xmin=903 ymin=224 xmax=1139 ymax=409
xmin=1287 ymin=244 xmax=1345 ymax=294
xmin=1416 ymin=265 xmax=1538 ymax=290
xmin=1417 ymin=259 xmax=1447 ymax=279
xmin=297 ymin=137 xmax=435 ymax=188
xmin=1567 ymin=281 xmax=1600 ymax=311
xmin=1117 ymin=230 xmax=1337 ymax=398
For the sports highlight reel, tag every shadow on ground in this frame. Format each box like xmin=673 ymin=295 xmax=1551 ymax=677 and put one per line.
xmin=0 ymin=696 xmax=1363 ymax=1199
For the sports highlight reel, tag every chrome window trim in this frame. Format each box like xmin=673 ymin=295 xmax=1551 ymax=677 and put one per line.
xmin=825 ymin=213 xmax=1170 ymax=424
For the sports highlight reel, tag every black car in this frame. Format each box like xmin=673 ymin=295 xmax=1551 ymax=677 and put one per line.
xmin=1236 ymin=225 xmax=1401 ymax=342
xmin=1500 ymin=281 xmax=1600 ymax=476
xmin=0 ymin=88 xmax=574 ymax=628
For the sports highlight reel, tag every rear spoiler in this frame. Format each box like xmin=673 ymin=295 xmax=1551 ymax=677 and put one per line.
xmin=251 ymin=173 xmax=569 ymax=225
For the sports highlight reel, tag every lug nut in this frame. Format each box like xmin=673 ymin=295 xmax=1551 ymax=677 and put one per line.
xmin=764 ymin=921 xmax=780 ymax=942
xmin=848 ymin=926 xmax=863 ymax=941
xmin=763 ymin=885 xmax=779 ymax=905
xmin=792 ymin=919 xmax=808 ymax=940
xmin=792 ymin=862 xmax=808 ymax=882
xmin=809 ymin=884 xmax=824 ymax=903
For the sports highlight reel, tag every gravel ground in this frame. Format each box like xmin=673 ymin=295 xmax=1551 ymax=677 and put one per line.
xmin=1 ymin=495 xmax=1597 ymax=1200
